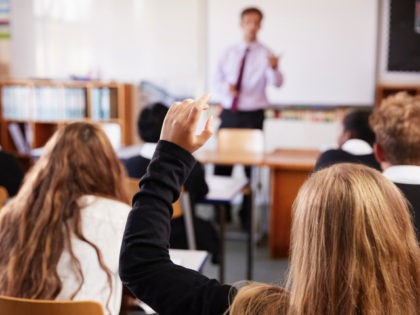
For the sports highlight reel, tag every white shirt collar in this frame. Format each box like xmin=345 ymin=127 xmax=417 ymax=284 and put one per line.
xmin=383 ymin=165 xmax=420 ymax=185
xmin=341 ymin=139 xmax=373 ymax=155
xmin=139 ymin=143 xmax=157 ymax=160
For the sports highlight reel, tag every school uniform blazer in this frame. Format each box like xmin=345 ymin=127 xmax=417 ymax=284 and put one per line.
xmin=394 ymin=182 xmax=420 ymax=241
xmin=314 ymin=149 xmax=381 ymax=172
xmin=123 ymin=153 xmax=208 ymax=206
xmin=119 ymin=141 xmax=232 ymax=315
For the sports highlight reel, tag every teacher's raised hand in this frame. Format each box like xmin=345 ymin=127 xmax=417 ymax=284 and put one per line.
xmin=160 ymin=94 xmax=214 ymax=153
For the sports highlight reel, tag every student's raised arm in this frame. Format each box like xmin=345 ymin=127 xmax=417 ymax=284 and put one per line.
xmin=119 ymin=95 xmax=232 ymax=315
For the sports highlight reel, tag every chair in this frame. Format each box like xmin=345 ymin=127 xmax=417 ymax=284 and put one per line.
xmin=0 ymin=295 xmax=103 ymax=315
xmin=125 ymin=177 xmax=196 ymax=249
xmin=217 ymin=128 xmax=264 ymax=154
xmin=0 ymin=186 xmax=9 ymax=207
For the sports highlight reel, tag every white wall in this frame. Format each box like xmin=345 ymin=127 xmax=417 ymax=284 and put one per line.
xmin=11 ymin=0 xmax=203 ymax=97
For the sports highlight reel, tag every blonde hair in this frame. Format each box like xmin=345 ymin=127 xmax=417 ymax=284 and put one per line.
xmin=287 ymin=163 xmax=420 ymax=314
xmin=230 ymin=163 xmax=420 ymax=315
xmin=0 ymin=122 xmax=129 ymax=310
xmin=370 ymin=92 xmax=420 ymax=165
xmin=228 ymin=282 xmax=289 ymax=315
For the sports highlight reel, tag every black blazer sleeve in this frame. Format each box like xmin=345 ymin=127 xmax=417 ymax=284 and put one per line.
xmin=184 ymin=161 xmax=209 ymax=204
xmin=119 ymin=140 xmax=231 ymax=315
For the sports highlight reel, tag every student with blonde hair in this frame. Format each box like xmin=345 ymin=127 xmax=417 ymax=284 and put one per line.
xmin=370 ymin=92 xmax=420 ymax=240
xmin=119 ymin=96 xmax=420 ymax=315
xmin=0 ymin=122 xmax=131 ymax=315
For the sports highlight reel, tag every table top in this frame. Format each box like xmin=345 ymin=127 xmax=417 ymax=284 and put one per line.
xmin=195 ymin=148 xmax=320 ymax=170
xmin=263 ymin=149 xmax=320 ymax=170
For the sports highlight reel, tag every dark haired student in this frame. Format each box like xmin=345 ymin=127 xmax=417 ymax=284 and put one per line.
xmin=314 ymin=110 xmax=380 ymax=171
xmin=123 ymin=102 xmax=208 ymax=207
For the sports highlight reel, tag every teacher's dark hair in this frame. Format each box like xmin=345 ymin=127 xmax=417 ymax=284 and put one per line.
xmin=241 ymin=7 xmax=263 ymax=20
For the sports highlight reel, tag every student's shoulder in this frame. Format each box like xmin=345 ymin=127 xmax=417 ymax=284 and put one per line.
xmin=80 ymin=195 xmax=131 ymax=223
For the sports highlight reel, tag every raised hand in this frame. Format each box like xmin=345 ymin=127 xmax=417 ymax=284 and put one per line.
xmin=160 ymin=94 xmax=214 ymax=153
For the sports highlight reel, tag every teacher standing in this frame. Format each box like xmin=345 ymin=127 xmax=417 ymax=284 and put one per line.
xmin=214 ymin=7 xmax=283 ymax=229
xmin=214 ymin=6 xmax=283 ymax=131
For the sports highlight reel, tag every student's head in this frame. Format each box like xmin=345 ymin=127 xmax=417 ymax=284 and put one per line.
xmin=370 ymin=92 xmax=420 ymax=168
xmin=240 ymin=7 xmax=263 ymax=43
xmin=230 ymin=163 xmax=420 ymax=314
xmin=337 ymin=110 xmax=375 ymax=147
xmin=0 ymin=122 xmax=129 ymax=301
xmin=287 ymin=163 xmax=420 ymax=314
xmin=137 ymin=102 xmax=168 ymax=143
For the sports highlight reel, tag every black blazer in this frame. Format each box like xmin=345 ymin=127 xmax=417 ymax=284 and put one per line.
xmin=314 ymin=149 xmax=381 ymax=172
xmin=119 ymin=141 xmax=232 ymax=315
xmin=123 ymin=154 xmax=208 ymax=206
xmin=395 ymin=182 xmax=420 ymax=241
xmin=0 ymin=150 xmax=24 ymax=196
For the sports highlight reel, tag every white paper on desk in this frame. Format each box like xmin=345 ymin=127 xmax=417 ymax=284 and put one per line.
xmin=205 ymin=175 xmax=248 ymax=201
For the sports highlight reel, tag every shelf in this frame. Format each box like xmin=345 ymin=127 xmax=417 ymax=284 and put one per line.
xmin=0 ymin=79 xmax=134 ymax=157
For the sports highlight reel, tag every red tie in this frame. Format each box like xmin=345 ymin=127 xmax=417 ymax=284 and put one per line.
xmin=231 ymin=47 xmax=250 ymax=112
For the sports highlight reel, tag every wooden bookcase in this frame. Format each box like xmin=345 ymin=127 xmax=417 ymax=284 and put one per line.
xmin=376 ymin=84 xmax=420 ymax=107
xmin=0 ymin=80 xmax=133 ymax=168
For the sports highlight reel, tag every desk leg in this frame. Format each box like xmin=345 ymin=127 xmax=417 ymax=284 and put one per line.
xmin=247 ymin=166 xmax=260 ymax=280
xmin=218 ymin=205 xmax=225 ymax=283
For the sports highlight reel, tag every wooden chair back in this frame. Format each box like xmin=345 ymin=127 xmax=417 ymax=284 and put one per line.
xmin=0 ymin=295 xmax=104 ymax=315
xmin=125 ymin=177 xmax=183 ymax=219
xmin=217 ymin=128 xmax=264 ymax=154
xmin=0 ymin=186 xmax=9 ymax=207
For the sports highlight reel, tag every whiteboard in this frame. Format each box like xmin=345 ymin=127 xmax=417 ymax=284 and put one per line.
xmin=207 ymin=0 xmax=378 ymax=106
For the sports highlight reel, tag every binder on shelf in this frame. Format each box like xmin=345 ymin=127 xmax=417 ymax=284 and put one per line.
xmin=8 ymin=123 xmax=30 ymax=154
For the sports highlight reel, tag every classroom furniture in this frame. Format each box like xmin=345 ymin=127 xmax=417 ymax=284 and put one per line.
xmin=0 ymin=185 xmax=8 ymax=206
xmin=264 ymin=149 xmax=320 ymax=258
xmin=376 ymin=84 xmax=420 ymax=107
xmin=197 ymin=148 xmax=320 ymax=261
xmin=125 ymin=178 xmax=197 ymax=249
xmin=0 ymin=79 xmax=134 ymax=170
xmin=203 ymin=175 xmax=248 ymax=283
xmin=0 ymin=295 xmax=104 ymax=315
xmin=196 ymin=128 xmax=264 ymax=281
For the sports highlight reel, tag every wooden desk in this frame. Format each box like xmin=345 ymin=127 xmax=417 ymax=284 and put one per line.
xmin=196 ymin=149 xmax=320 ymax=261
xmin=264 ymin=149 xmax=320 ymax=258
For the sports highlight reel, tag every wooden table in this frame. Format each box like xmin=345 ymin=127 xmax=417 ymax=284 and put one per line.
xmin=264 ymin=149 xmax=319 ymax=258
xmin=195 ymin=149 xmax=320 ymax=262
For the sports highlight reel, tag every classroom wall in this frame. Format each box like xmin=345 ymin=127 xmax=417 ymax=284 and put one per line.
xmin=8 ymin=0 xmax=420 ymax=150
xmin=11 ymin=0 xmax=203 ymax=97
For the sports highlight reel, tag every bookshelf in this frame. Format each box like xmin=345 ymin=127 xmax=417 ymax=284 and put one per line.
xmin=0 ymin=80 xmax=133 ymax=167
xmin=376 ymin=84 xmax=420 ymax=107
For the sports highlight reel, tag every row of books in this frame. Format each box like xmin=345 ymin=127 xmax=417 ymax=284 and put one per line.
xmin=1 ymin=86 xmax=118 ymax=121
xmin=91 ymin=87 xmax=118 ymax=120
xmin=265 ymin=107 xmax=348 ymax=122
xmin=1 ymin=86 xmax=86 ymax=121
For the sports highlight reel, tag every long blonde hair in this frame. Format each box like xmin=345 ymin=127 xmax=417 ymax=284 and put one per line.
xmin=230 ymin=163 xmax=420 ymax=315
xmin=0 ymin=122 xmax=130 ymax=304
